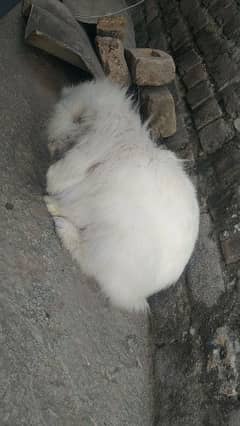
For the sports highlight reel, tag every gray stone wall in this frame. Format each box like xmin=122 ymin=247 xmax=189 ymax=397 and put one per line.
xmin=132 ymin=1 xmax=240 ymax=424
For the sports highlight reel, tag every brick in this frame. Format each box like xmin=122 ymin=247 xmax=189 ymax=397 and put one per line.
xmin=234 ymin=118 xmax=240 ymax=133
xmin=95 ymin=37 xmax=130 ymax=86
xmin=201 ymin=0 xmax=218 ymax=7
xmin=221 ymin=235 xmax=240 ymax=264
xmin=125 ymin=48 xmax=175 ymax=86
xmin=196 ymin=27 xmax=229 ymax=64
xmin=180 ymin=1 xmax=209 ymax=34
xmin=209 ymin=53 xmax=238 ymax=91
xmin=180 ymin=0 xmax=199 ymax=18
xmin=193 ymin=98 xmax=222 ymax=130
xmin=176 ymin=49 xmax=202 ymax=76
xmin=24 ymin=5 xmax=104 ymax=77
xmin=186 ymin=80 xmax=213 ymax=110
xmin=141 ymin=87 xmax=176 ymax=138
xmin=213 ymin=142 xmax=240 ymax=189
xmin=96 ymin=16 xmax=126 ymax=41
xmin=220 ymin=83 xmax=240 ymax=118
xmin=209 ymin=0 xmax=234 ymax=21
xmin=164 ymin=9 xmax=179 ymax=29
xmin=199 ymin=118 xmax=233 ymax=154
xmin=182 ymin=63 xmax=208 ymax=89
xmin=171 ymin=20 xmax=192 ymax=51
xmin=189 ymin=7 xmax=209 ymax=34
xmin=223 ymin=14 xmax=240 ymax=39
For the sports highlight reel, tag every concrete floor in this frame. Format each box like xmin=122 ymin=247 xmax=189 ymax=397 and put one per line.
xmin=0 ymin=6 xmax=154 ymax=426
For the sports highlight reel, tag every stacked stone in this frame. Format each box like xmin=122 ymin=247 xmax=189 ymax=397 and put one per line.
xmin=96 ymin=16 xmax=177 ymax=140
xmin=96 ymin=16 xmax=131 ymax=86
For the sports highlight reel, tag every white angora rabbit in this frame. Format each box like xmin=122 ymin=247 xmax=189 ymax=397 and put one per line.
xmin=45 ymin=79 xmax=199 ymax=312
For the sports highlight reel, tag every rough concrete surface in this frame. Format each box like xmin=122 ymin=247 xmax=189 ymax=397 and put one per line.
xmin=0 ymin=7 xmax=153 ymax=426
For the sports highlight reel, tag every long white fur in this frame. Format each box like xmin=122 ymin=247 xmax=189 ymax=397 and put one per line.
xmin=45 ymin=79 xmax=199 ymax=312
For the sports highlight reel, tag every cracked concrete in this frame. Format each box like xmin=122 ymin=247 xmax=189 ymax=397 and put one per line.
xmin=0 ymin=6 xmax=154 ymax=426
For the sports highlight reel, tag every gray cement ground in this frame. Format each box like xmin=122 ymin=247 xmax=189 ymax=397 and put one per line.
xmin=0 ymin=7 xmax=154 ymax=426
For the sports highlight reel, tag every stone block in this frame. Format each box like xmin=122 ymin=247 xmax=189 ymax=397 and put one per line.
xmin=96 ymin=15 xmax=127 ymax=40
xmin=186 ymin=80 xmax=213 ymax=110
xmin=24 ymin=4 xmax=104 ymax=77
xmin=141 ymin=87 xmax=176 ymax=139
xmin=209 ymin=0 xmax=235 ymax=21
xmin=224 ymin=13 xmax=240 ymax=39
xmin=221 ymin=235 xmax=240 ymax=265
xmin=212 ymin=142 xmax=240 ymax=190
xmin=210 ymin=53 xmax=238 ymax=91
xmin=95 ymin=36 xmax=130 ymax=86
xmin=182 ymin=63 xmax=208 ymax=89
xmin=199 ymin=118 xmax=233 ymax=154
xmin=125 ymin=48 xmax=175 ymax=86
xmin=193 ymin=98 xmax=222 ymax=130
xmin=180 ymin=0 xmax=199 ymax=18
xmin=181 ymin=1 xmax=209 ymax=34
xmin=171 ymin=20 xmax=192 ymax=52
xmin=196 ymin=27 xmax=228 ymax=64
xmin=219 ymin=83 xmax=240 ymax=118
xmin=176 ymin=48 xmax=202 ymax=76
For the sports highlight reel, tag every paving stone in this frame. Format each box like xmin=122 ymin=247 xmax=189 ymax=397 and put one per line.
xmin=221 ymin=235 xmax=240 ymax=264
xmin=209 ymin=53 xmax=239 ymax=91
xmin=214 ymin=3 xmax=238 ymax=28
xmin=186 ymin=80 xmax=214 ymax=110
xmin=234 ymin=117 xmax=240 ymax=132
xmin=223 ymin=13 xmax=240 ymax=39
xmin=96 ymin=16 xmax=127 ymax=40
xmin=176 ymin=49 xmax=202 ymax=76
xmin=193 ymin=98 xmax=222 ymax=130
xmin=196 ymin=26 xmax=230 ymax=64
xmin=180 ymin=0 xmax=199 ymax=17
xmin=141 ymin=87 xmax=177 ymax=138
xmin=163 ymin=106 xmax=190 ymax=152
xmin=125 ymin=48 xmax=175 ymax=86
xmin=213 ymin=142 xmax=240 ymax=190
xmin=95 ymin=36 xmax=130 ymax=85
xmin=182 ymin=63 xmax=208 ymax=89
xmin=207 ymin=182 xmax=239 ymax=226
xmin=171 ymin=19 xmax=192 ymax=51
xmin=187 ymin=212 xmax=225 ymax=307
xmin=181 ymin=1 xmax=209 ymax=34
xmin=199 ymin=118 xmax=233 ymax=154
xmin=220 ymin=83 xmax=240 ymax=118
